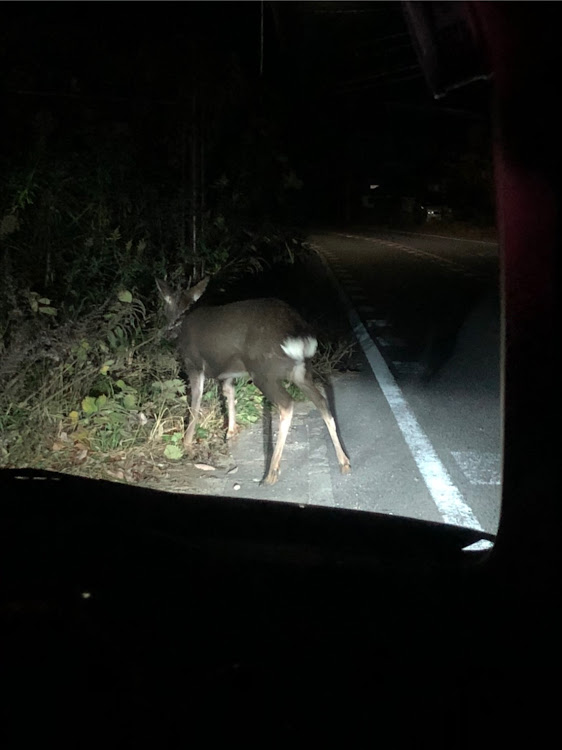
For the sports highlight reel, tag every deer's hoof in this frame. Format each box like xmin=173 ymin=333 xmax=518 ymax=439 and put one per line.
xmin=261 ymin=470 xmax=279 ymax=486
xmin=340 ymin=461 xmax=351 ymax=475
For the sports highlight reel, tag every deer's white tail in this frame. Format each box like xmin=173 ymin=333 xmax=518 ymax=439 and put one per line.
xmin=280 ymin=335 xmax=318 ymax=362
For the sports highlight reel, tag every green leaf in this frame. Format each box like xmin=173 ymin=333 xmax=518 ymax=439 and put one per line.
xmin=82 ymin=396 xmax=97 ymax=414
xmin=38 ymin=306 xmax=57 ymax=316
xmin=123 ymin=394 xmax=136 ymax=409
xmin=164 ymin=444 xmax=183 ymax=460
xmin=96 ymin=394 xmax=108 ymax=409
xmin=118 ymin=290 xmax=133 ymax=304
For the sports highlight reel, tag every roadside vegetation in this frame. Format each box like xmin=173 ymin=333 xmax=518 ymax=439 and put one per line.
xmin=0 ymin=8 xmax=363 ymax=485
xmin=0 ymin=112 xmax=354 ymax=485
xmin=1 ymin=8 xmax=491 ymax=485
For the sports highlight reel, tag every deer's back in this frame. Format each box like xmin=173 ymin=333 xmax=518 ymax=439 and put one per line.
xmin=177 ymin=298 xmax=313 ymax=377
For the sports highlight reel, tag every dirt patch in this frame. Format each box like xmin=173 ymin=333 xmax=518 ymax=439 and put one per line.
xmin=136 ymin=457 xmax=235 ymax=495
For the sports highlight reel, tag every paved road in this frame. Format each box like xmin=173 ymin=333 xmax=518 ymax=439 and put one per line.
xmin=193 ymin=229 xmax=501 ymax=538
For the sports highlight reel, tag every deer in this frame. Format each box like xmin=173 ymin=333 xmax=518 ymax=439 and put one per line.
xmin=156 ymin=276 xmax=351 ymax=485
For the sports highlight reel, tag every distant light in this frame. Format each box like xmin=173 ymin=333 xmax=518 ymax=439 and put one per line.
xmin=369 ymin=184 xmax=380 ymax=190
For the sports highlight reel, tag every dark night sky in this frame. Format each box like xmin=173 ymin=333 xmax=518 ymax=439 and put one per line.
xmin=1 ymin=3 xmax=424 ymax=100
xmin=1 ymin=2 xmax=492 ymax=220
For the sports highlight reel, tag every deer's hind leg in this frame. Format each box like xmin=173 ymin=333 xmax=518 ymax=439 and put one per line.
xmin=252 ymin=374 xmax=294 ymax=486
xmin=293 ymin=368 xmax=351 ymax=475
xmin=221 ymin=377 xmax=237 ymax=439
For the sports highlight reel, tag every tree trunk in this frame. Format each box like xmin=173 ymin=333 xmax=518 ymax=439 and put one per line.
xmin=190 ymin=89 xmax=198 ymax=262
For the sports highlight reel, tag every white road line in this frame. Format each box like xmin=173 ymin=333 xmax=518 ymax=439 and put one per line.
xmin=385 ymin=229 xmax=497 ymax=246
xmin=332 ymin=231 xmax=492 ymax=280
xmin=312 ymin=245 xmax=485 ymax=531
xmin=350 ymin=309 xmax=484 ymax=530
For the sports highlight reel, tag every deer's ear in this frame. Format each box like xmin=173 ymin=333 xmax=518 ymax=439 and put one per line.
xmin=156 ymin=279 xmax=175 ymax=306
xmin=189 ymin=276 xmax=210 ymax=304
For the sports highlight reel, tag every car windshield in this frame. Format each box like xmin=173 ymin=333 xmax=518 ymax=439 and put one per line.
xmin=0 ymin=2 xmax=500 ymax=545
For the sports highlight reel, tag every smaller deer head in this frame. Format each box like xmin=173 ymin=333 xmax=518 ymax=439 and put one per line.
xmin=156 ymin=277 xmax=210 ymax=338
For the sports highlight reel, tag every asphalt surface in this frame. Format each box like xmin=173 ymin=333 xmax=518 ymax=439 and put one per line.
xmin=190 ymin=229 xmax=501 ymax=536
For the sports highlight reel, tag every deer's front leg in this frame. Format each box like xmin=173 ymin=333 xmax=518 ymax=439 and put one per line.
xmin=184 ymin=371 xmax=205 ymax=449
